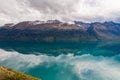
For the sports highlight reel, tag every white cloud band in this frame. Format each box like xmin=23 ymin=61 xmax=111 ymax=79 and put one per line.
xmin=0 ymin=0 xmax=120 ymax=25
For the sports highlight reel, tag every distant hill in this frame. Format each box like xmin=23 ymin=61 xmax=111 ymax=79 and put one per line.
xmin=0 ymin=66 xmax=40 ymax=80
xmin=0 ymin=20 xmax=120 ymax=41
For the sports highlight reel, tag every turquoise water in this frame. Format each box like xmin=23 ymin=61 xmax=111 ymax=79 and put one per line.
xmin=0 ymin=41 xmax=120 ymax=80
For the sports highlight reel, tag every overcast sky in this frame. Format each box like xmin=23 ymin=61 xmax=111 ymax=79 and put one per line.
xmin=0 ymin=0 xmax=120 ymax=25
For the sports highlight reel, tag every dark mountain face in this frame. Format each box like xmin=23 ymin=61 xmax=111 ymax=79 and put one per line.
xmin=0 ymin=20 xmax=120 ymax=41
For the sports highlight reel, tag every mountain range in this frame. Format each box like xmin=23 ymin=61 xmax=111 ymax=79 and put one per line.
xmin=0 ymin=20 xmax=120 ymax=41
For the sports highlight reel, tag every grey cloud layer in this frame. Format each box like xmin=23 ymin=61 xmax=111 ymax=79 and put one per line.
xmin=27 ymin=0 xmax=80 ymax=21
xmin=0 ymin=0 xmax=120 ymax=25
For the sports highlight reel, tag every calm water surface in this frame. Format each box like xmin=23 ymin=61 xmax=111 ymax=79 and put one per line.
xmin=0 ymin=41 xmax=120 ymax=80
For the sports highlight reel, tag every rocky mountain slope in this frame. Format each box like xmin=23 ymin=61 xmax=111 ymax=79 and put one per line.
xmin=0 ymin=20 xmax=120 ymax=41
xmin=0 ymin=66 xmax=40 ymax=80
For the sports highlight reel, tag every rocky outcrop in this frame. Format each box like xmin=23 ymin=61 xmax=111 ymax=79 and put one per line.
xmin=0 ymin=66 xmax=40 ymax=80
xmin=0 ymin=20 xmax=120 ymax=41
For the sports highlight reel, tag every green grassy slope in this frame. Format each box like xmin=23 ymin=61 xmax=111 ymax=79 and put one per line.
xmin=0 ymin=66 xmax=40 ymax=80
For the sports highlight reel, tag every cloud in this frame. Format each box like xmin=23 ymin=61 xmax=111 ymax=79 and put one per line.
xmin=0 ymin=0 xmax=120 ymax=25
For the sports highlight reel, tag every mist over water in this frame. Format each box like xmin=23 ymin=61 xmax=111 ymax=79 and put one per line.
xmin=0 ymin=41 xmax=120 ymax=80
